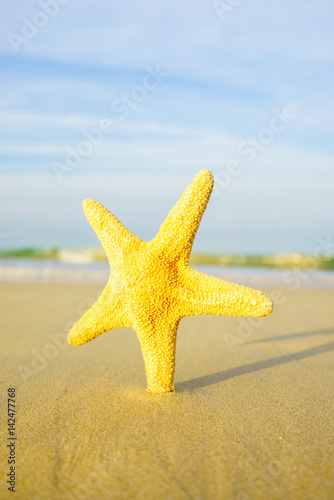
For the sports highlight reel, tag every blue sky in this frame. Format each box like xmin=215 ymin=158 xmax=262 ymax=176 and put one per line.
xmin=0 ymin=0 xmax=333 ymax=254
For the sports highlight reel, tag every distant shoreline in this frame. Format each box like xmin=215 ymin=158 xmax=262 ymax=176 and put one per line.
xmin=0 ymin=247 xmax=333 ymax=270
xmin=1 ymin=255 xmax=334 ymax=289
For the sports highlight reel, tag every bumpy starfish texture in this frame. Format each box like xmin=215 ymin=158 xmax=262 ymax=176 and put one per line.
xmin=68 ymin=169 xmax=273 ymax=394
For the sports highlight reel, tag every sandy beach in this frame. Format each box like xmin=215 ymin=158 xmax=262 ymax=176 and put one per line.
xmin=1 ymin=282 xmax=333 ymax=499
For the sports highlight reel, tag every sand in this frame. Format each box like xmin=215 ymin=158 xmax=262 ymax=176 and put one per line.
xmin=0 ymin=282 xmax=333 ymax=500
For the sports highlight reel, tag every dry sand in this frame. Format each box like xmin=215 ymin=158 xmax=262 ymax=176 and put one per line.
xmin=0 ymin=282 xmax=333 ymax=500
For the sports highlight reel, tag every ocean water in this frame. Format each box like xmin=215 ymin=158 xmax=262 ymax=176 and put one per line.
xmin=0 ymin=258 xmax=334 ymax=289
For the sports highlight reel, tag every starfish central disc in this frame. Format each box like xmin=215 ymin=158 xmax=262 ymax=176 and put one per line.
xmin=68 ymin=169 xmax=273 ymax=394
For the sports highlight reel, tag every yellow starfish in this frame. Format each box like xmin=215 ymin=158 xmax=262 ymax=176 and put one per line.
xmin=68 ymin=169 xmax=273 ymax=394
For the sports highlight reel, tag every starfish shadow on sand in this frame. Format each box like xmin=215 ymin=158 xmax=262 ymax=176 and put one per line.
xmin=176 ymin=339 xmax=334 ymax=391
xmin=247 ymin=326 xmax=334 ymax=344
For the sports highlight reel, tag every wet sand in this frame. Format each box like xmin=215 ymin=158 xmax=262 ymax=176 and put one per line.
xmin=0 ymin=282 xmax=333 ymax=499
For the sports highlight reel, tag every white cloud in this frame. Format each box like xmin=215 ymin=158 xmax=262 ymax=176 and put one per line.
xmin=1 ymin=107 xmax=333 ymax=181
xmin=1 ymin=169 xmax=333 ymax=253
xmin=1 ymin=0 xmax=333 ymax=252
xmin=0 ymin=109 xmax=230 ymax=138
xmin=2 ymin=0 xmax=333 ymax=81
xmin=0 ymin=110 xmax=94 ymax=129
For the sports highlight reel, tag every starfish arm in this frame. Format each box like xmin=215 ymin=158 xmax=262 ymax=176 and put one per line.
xmin=135 ymin=321 xmax=180 ymax=394
xmin=67 ymin=169 xmax=274 ymax=394
xmin=151 ymin=169 xmax=213 ymax=261
xmin=179 ymin=267 xmax=273 ymax=318
xmin=83 ymin=199 xmax=142 ymax=263
xmin=68 ymin=283 xmax=128 ymax=346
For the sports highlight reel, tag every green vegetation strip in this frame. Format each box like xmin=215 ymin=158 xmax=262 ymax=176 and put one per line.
xmin=0 ymin=248 xmax=333 ymax=270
